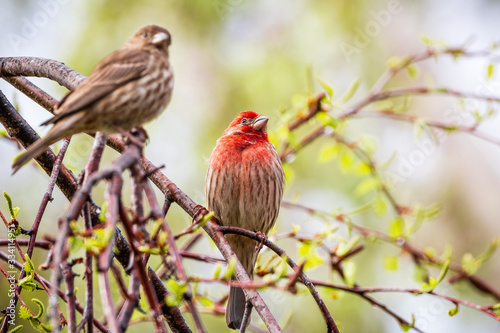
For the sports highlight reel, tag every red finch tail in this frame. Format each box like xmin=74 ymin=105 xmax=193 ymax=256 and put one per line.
xmin=226 ymin=284 xmax=247 ymax=329
xmin=225 ymin=236 xmax=257 ymax=329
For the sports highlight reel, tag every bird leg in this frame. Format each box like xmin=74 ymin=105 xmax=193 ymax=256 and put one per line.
xmin=114 ymin=125 xmax=147 ymax=148
xmin=255 ymin=231 xmax=267 ymax=253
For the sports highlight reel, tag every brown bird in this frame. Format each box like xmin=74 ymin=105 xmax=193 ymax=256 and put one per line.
xmin=206 ymin=111 xmax=285 ymax=329
xmin=12 ymin=24 xmax=174 ymax=174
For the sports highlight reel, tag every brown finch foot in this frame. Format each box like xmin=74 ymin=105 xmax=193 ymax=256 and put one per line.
xmin=114 ymin=126 xmax=147 ymax=148
xmin=255 ymin=231 xmax=267 ymax=253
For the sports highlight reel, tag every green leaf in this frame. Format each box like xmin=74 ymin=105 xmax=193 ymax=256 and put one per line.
xmin=487 ymin=63 xmax=494 ymax=80
xmin=29 ymin=317 xmax=40 ymax=331
xmin=318 ymin=143 xmax=340 ymax=163
xmin=30 ymin=299 xmax=45 ymax=320
xmin=340 ymin=79 xmax=360 ymax=103
xmin=355 ymin=162 xmax=372 ymax=176
xmin=413 ymin=264 xmax=428 ymax=283
xmin=68 ymin=236 xmax=84 ymax=253
xmin=476 ymin=238 xmax=499 ymax=264
xmin=282 ymin=164 xmax=295 ymax=185
xmin=337 ymin=235 xmax=361 ymax=257
xmin=192 ymin=211 xmax=214 ymax=232
xmin=373 ymin=196 xmax=387 ymax=216
xmin=420 ymin=276 xmax=437 ymax=293
xmin=212 ymin=263 xmax=222 ymax=279
xmin=24 ymin=255 xmax=34 ymax=275
xmin=424 ymin=247 xmax=437 ymax=258
xmin=165 ymin=279 xmax=187 ymax=307
xmin=316 ymin=112 xmax=338 ymax=129
xmin=223 ymin=257 xmax=237 ymax=279
xmin=19 ymin=306 xmax=32 ymax=319
xmin=461 ymin=253 xmax=479 ymax=275
xmin=343 ymin=261 xmax=356 ymax=287
xmin=383 ymin=256 xmax=398 ymax=271
xmin=359 ymin=136 xmax=377 ymax=154
xmin=7 ymin=325 xmax=24 ymax=333
xmin=401 ymin=323 xmax=411 ymax=332
xmin=317 ymin=77 xmax=334 ymax=98
xmin=197 ymin=295 xmax=215 ymax=308
xmin=19 ymin=281 xmax=37 ymax=291
xmin=339 ymin=150 xmax=355 ymax=173
xmin=448 ymin=304 xmax=459 ymax=316
xmin=3 ymin=192 xmax=19 ymax=219
xmin=354 ymin=178 xmax=379 ymax=196
xmin=406 ymin=64 xmax=419 ymax=78
xmin=40 ymin=323 xmax=52 ymax=332
xmin=275 ymin=254 xmax=289 ymax=279
xmin=298 ymin=241 xmax=324 ymax=270
xmin=435 ymin=259 xmax=450 ymax=285
xmin=419 ymin=35 xmax=432 ymax=47
xmin=98 ymin=202 xmax=107 ymax=222
xmin=393 ymin=96 xmax=412 ymax=113
xmin=157 ymin=230 xmax=169 ymax=249
xmin=472 ymin=109 xmax=483 ymax=123
xmin=386 ymin=56 xmax=403 ymax=68
xmin=388 ymin=216 xmax=405 ymax=238
xmin=413 ymin=119 xmax=425 ymax=140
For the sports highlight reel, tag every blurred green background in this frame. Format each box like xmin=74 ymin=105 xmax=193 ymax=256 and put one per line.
xmin=1 ymin=0 xmax=500 ymax=332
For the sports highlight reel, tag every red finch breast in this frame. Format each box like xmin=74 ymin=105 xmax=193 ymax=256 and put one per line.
xmin=12 ymin=24 xmax=174 ymax=173
xmin=206 ymin=111 xmax=285 ymax=329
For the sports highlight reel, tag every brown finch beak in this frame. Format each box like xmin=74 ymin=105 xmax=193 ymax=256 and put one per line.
xmin=252 ymin=116 xmax=268 ymax=132
xmin=152 ymin=32 xmax=169 ymax=46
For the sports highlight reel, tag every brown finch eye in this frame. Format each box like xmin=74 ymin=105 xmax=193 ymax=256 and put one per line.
xmin=143 ymin=32 xmax=148 ymax=37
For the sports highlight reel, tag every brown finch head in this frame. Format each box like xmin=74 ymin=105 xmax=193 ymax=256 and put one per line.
xmin=126 ymin=25 xmax=172 ymax=51
xmin=223 ymin=111 xmax=270 ymax=138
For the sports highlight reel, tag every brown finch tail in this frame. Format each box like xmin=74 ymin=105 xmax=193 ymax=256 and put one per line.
xmin=12 ymin=128 xmax=66 ymax=174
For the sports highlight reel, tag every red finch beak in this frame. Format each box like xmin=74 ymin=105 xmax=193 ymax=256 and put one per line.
xmin=152 ymin=32 xmax=169 ymax=46
xmin=252 ymin=116 xmax=268 ymax=132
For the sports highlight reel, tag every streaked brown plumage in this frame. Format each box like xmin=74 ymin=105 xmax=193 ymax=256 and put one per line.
xmin=12 ymin=24 xmax=174 ymax=173
xmin=206 ymin=111 xmax=285 ymax=329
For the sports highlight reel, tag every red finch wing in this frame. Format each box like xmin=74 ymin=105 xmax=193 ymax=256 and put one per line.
xmin=42 ymin=49 xmax=150 ymax=125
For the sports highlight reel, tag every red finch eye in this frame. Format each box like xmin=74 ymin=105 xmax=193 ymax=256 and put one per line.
xmin=241 ymin=118 xmax=247 ymax=124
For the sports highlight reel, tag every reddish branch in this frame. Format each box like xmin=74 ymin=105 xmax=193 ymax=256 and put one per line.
xmin=0 ymin=90 xmax=190 ymax=332
xmin=310 ymin=280 xmax=500 ymax=321
xmin=2 ymin=47 xmax=499 ymax=332
xmin=282 ymin=200 xmax=500 ymax=302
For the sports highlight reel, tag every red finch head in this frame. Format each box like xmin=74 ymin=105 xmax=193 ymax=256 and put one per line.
xmin=222 ymin=111 xmax=270 ymax=138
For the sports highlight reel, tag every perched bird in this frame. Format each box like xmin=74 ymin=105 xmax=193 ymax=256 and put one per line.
xmin=12 ymin=24 xmax=174 ymax=173
xmin=206 ymin=111 xmax=285 ymax=329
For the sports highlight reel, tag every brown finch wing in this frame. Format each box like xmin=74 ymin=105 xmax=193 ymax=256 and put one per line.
xmin=42 ymin=49 xmax=150 ymax=125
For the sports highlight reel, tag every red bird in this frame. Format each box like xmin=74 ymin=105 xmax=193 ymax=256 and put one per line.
xmin=206 ymin=111 xmax=285 ymax=329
